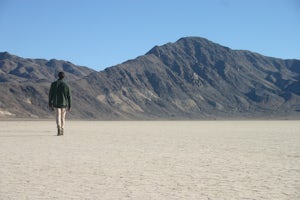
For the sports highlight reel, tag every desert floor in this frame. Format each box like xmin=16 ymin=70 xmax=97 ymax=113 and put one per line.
xmin=0 ymin=120 xmax=299 ymax=200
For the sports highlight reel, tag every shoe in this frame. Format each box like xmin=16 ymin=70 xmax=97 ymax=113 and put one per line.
xmin=57 ymin=128 xmax=61 ymax=136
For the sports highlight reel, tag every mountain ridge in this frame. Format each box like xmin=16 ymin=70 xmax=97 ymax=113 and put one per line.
xmin=1 ymin=37 xmax=300 ymax=119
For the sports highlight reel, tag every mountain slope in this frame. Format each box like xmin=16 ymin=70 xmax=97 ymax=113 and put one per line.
xmin=75 ymin=37 xmax=300 ymax=119
xmin=1 ymin=37 xmax=300 ymax=119
xmin=0 ymin=52 xmax=94 ymax=118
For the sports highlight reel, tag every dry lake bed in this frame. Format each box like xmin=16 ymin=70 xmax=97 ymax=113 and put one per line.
xmin=0 ymin=120 xmax=299 ymax=199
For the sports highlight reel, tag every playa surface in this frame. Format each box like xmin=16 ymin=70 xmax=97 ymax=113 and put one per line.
xmin=0 ymin=120 xmax=299 ymax=199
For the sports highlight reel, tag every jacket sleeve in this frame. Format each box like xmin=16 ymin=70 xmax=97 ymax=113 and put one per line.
xmin=48 ymin=83 xmax=54 ymax=105
xmin=67 ymin=86 xmax=71 ymax=108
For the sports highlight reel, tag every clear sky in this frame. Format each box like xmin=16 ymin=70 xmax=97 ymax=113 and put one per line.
xmin=0 ymin=0 xmax=299 ymax=71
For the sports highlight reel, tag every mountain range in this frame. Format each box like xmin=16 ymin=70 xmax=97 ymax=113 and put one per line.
xmin=1 ymin=37 xmax=299 ymax=119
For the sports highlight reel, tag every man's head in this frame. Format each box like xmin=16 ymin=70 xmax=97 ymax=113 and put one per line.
xmin=58 ymin=71 xmax=65 ymax=80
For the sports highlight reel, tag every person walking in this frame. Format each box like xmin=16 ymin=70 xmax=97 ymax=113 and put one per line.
xmin=48 ymin=71 xmax=71 ymax=136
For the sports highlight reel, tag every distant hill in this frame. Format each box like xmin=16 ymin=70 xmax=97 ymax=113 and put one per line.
xmin=1 ymin=37 xmax=300 ymax=119
xmin=0 ymin=52 xmax=94 ymax=118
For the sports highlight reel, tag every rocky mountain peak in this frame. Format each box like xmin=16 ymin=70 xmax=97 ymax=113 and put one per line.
xmin=0 ymin=37 xmax=299 ymax=119
xmin=0 ymin=52 xmax=13 ymax=60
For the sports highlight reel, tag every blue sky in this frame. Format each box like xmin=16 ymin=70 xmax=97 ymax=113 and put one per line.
xmin=0 ymin=0 xmax=299 ymax=71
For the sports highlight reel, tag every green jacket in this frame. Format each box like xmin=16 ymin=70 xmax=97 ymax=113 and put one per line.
xmin=48 ymin=79 xmax=71 ymax=108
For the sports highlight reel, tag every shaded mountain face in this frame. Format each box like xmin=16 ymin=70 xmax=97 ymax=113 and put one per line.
xmin=0 ymin=52 xmax=93 ymax=82
xmin=1 ymin=37 xmax=300 ymax=119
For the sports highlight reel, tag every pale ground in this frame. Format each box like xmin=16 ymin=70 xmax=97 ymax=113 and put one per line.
xmin=0 ymin=120 xmax=299 ymax=200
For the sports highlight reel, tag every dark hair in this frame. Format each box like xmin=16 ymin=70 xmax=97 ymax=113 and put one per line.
xmin=58 ymin=72 xmax=65 ymax=79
